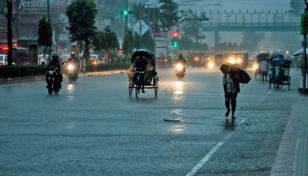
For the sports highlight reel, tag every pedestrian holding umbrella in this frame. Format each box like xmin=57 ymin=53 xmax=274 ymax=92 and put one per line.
xmin=220 ymin=63 xmax=251 ymax=122
xmin=293 ymin=48 xmax=308 ymax=56
xmin=220 ymin=63 xmax=251 ymax=84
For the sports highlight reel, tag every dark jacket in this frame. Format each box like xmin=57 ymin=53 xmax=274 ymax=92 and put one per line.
xmin=134 ymin=56 xmax=148 ymax=71
xmin=176 ymin=57 xmax=186 ymax=64
xmin=45 ymin=59 xmax=61 ymax=70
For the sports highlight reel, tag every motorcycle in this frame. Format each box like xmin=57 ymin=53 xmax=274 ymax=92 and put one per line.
xmin=45 ymin=66 xmax=61 ymax=95
xmin=175 ymin=62 xmax=186 ymax=80
xmin=67 ymin=62 xmax=78 ymax=83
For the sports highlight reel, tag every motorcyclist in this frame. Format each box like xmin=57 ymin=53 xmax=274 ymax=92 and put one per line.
xmin=176 ymin=54 xmax=187 ymax=65
xmin=44 ymin=52 xmax=63 ymax=89
xmin=133 ymin=55 xmax=148 ymax=93
xmin=66 ymin=52 xmax=81 ymax=77
xmin=175 ymin=54 xmax=187 ymax=73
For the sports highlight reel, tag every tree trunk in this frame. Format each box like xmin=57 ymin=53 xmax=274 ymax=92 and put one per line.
xmin=84 ymin=41 xmax=90 ymax=64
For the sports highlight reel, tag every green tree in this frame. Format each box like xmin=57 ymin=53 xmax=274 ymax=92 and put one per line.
xmin=141 ymin=31 xmax=155 ymax=51
xmin=290 ymin=0 xmax=303 ymax=16
xmin=37 ymin=16 xmax=52 ymax=58
xmin=178 ymin=35 xmax=208 ymax=51
xmin=122 ymin=29 xmax=134 ymax=56
xmin=217 ymin=42 xmax=240 ymax=52
xmin=65 ymin=0 xmax=97 ymax=64
xmin=132 ymin=31 xmax=155 ymax=51
xmin=92 ymin=26 xmax=119 ymax=63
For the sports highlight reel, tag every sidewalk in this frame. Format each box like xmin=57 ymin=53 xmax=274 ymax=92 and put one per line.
xmin=270 ymin=94 xmax=308 ymax=176
xmin=0 ymin=70 xmax=127 ymax=84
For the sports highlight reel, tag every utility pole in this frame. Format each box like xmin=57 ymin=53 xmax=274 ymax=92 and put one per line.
xmin=6 ymin=0 xmax=13 ymax=65
xmin=139 ymin=2 xmax=142 ymax=47
xmin=47 ymin=0 xmax=52 ymax=59
xmin=125 ymin=0 xmax=128 ymax=33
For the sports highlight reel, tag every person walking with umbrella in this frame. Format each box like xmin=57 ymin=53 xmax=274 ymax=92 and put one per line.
xmin=260 ymin=59 xmax=269 ymax=83
xmin=222 ymin=66 xmax=240 ymax=120
xmin=220 ymin=63 xmax=251 ymax=121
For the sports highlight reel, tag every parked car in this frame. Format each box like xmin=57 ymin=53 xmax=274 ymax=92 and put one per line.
xmin=90 ymin=54 xmax=103 ymax=64
xmin=0 ymin=54 xmax=7 ymax=65
xmin=0 ymin=54 xmax=16 ymax=65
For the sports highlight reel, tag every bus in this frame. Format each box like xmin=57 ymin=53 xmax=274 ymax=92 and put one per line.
xmin=0 ymin=46 xmax=30 ymax=65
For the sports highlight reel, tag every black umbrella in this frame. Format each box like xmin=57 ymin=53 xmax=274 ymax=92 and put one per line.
xmin=131 ymin=48 xmax=155 ymax=63
xmin=267 ymin=54 xmax=284 ymax=60
xmin=256 ymin=53 xmax=270 ymax=61
xmin=220 ymin=63 xmax=251 ymax=84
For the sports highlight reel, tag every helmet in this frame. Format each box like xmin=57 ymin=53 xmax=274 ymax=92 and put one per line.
xmin=52 ymin=53 xmax=59 ymax=60
xmin=71 ymin=52 xmax=75 ymax=56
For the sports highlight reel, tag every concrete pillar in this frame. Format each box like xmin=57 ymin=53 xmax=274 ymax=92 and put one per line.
xmin=214 ymin=31 xmax=219 ymax=52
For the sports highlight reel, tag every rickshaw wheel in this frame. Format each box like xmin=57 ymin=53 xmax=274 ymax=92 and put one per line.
xmin=275 ymin=83 xmax=284 ymax=89
xmin=135 ymin=81 xmax=139 ymax=99
xmin=128 ymin=83 xmax=133 ymax=97
xmin=154 ymin=80 xmax=158 ymax=98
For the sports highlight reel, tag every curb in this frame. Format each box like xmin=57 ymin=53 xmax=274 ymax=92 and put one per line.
xmin=270 ymin=96 xmax=302 ymax=176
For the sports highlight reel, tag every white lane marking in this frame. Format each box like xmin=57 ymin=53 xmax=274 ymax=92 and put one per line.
xmin=36 ymin=120 xmax=50 ymax=124
xmin=185 ymin=89 xmax=271 ymax=175
xmin=185 ymin=133 xmax=233 ymax=176
xmin=256 ymin=90 xmax=272 ymax=105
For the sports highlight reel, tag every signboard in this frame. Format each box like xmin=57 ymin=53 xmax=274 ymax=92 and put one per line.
xmin=155 ymin=37 xmax=167 ymax=47
xmin=58 ymin=32 xmax=67 ymax=44
xmin=17 ymin=0 xmax=65 ymax=14
xmin=155 ymin=36 xmax=168 ymax=66
xmin=155 ymin=47 xmax=167 ymax=58
xmin=133 ymin=20 xmax=149 ymax=36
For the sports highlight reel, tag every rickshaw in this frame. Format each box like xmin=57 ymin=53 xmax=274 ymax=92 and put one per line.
xmin=127 ymin=49 xmax=159 ymax=98
xmin=269 ymin=58 xmax=292 ymax=90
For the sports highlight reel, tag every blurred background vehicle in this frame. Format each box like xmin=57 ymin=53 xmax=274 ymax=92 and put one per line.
xmin=214 ymin=52 xmax=249 ymax=69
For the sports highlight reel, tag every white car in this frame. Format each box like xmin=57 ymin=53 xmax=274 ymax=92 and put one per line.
xmin=0 ymin=54 xmax=7 ymax=65
xmin=0 ymin=54 xmax=16 ymax=65
xmin=38 ymin=54 xmax=49 ymax=64
xmin=90 ymin=54 xmax=104 ymax=64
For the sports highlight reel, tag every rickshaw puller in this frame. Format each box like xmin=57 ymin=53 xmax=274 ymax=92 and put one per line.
xmin=133 ymin=56 xmax=148 ymax=93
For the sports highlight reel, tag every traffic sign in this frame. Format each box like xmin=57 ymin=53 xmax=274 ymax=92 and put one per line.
xmin=301 ymin=13 xmax=308 ymax=35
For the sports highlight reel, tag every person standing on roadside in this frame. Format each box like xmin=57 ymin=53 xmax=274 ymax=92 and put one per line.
xmin=223 ymin=67 xmax=240 ymax=120
xmin=260 ymin=59 xmax=269 ymax=83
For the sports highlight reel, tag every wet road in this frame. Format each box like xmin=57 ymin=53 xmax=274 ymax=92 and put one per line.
xmin=0 ymin=66 xmax=300 ymax=176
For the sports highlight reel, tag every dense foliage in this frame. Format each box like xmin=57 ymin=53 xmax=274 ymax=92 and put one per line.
xmin=37 ymin=16 xmax=52 ymax=58
xmin=65 ymin=0 xmax=98 ymax=63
